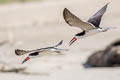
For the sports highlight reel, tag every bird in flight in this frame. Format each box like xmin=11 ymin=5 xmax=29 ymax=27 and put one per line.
xmin=15 ymin=40 xmax=68 ymax=64
xmin=63 ymin=3 xmax=111 ymax=46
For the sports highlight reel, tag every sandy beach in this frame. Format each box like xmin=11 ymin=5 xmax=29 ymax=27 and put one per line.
xmin=0 ymin=0 xmax=120 ymax=80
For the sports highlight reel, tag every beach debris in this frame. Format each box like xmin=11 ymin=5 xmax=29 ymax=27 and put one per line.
xmin=84 ymin=39 xmax=120 ymax=67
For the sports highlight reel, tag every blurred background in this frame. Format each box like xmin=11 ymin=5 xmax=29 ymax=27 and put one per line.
xmin=0 ymin=0 xmax=119 ymax=80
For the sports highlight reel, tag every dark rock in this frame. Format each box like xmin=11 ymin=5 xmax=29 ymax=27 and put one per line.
xmin=84 ymin=39 xmax=120 ymax=67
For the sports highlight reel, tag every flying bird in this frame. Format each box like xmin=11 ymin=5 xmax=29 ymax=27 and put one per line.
xmin=15 ymin=40 xmax=68 ymax=64
xmin=63 ymin=3 xmax=111 ymax=46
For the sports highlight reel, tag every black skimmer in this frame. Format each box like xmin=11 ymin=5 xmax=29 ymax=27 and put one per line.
xmin=63 ymin=3 xmax=111 ymax=46
xmin=15 ymin=40 xmax=68 ymax=64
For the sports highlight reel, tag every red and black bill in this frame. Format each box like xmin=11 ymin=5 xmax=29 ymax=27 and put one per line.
xmin=21 ymin=57 xmax=30 ymax=64
xmin=69 ymin=37 xmax=77 ymax=46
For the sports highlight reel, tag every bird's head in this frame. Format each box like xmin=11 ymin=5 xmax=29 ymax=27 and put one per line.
xmin=22 ymin=56 xmax=31 ymax=64
xmin=21 ymin=52 xmax=39 ymax=64
xmin=69 ymin=31 xmax=86 ymax=46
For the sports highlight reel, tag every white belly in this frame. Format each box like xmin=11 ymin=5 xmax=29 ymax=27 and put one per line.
xmin=38 ymin=50 xmax=54 ymax=57
xmin=79 ymin=29 xmax=100 ymax=39
xmin=86 ymin=29 xmax=100 ymax=36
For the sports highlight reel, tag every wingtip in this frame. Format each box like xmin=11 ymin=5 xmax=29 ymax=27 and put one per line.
xmin=58 ymin=40 xmax=63 ymax=46
xmin=64 ymin=8 xmax=68 ymax=11
xmin=106 ymin=2 xmax=110 ymax=5
xmin=63 ymin=8 xmax=74 ymax=26
xmin=105 ymin=2 xmax=110 ymax=7
xmin=54 ymin=40 xmax=63 ymax=47
xmin=15 ymin=49 xmax=29 ymax=56
xmin=104 ymin=2 xmax=109 ymax=11
xmin=15 ymin=49 xmax=20 ymax=56
xmin=63 ymin=8 xmax=69 ymax=13
xmin=63 ymin=8 xmax=67 ymax=20
xmin=61 ymin=40 xmax=63 ymax=43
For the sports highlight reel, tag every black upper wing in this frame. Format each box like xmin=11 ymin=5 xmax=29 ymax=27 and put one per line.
xmin=87 ymin=3 xmax=109 ymax=28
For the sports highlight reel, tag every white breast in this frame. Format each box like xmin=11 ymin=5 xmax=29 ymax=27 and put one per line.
xmin=84 ymin=29 xmax=100 ymax=37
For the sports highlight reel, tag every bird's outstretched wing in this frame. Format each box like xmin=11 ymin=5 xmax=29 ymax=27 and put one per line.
xmin=63 ymin=8 xmax=95 ymax=32
xmin=15 ymin=49 xmax=32 ymax=56
xmin=15 ymin=40 xmax=63 ymax=56
xmin=54 ymin=40 xmax=63 ymax=47
xmin=87 ymin=3 xmax=109 ymax=28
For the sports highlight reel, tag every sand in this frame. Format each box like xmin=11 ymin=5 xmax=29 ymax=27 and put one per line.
xmin=0 ymin=0 xmax=120 ymax=80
